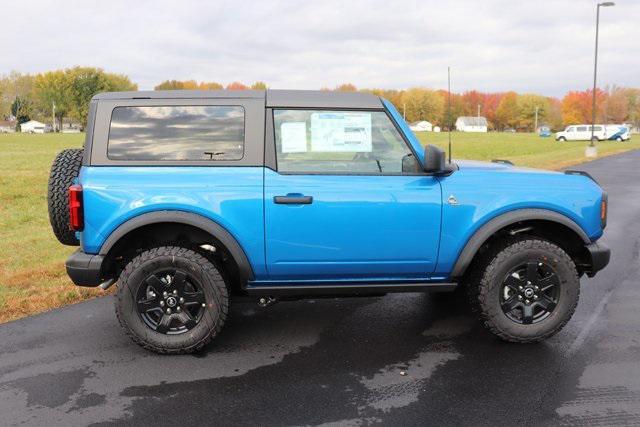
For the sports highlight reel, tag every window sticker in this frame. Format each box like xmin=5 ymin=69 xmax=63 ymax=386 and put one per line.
xmin=280 ymin=122 xmax=308 ymax=153
xmin=310 ymin=112 xmax=372 ymax=152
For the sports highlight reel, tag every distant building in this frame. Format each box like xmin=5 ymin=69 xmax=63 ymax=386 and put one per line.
xmin=20 ymin=120 xmax=51 ymax=133
xmin=455 ymin=116 xmax=488 ymax=132
xmin=409 ymin=120 xmax=433 ymax=132
xmin=0 ymin=119 xmax=17 ymax=133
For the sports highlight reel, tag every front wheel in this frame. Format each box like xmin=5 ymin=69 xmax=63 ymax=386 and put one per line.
xmin=469 ymin=238 xmax=579 ymax=343
xmin=556 ymin=136 xmax=566 ymax=142
xmin=115 ymin=246 xmax=228 ymax=354
xmin=616 ymin=136 xmax=623 ymax=142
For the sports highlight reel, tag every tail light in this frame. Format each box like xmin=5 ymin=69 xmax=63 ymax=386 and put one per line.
xmin=69 ymin=184 xmax=84 ymax=231
xmin=600 ymin=192 xmax=608 ymax=229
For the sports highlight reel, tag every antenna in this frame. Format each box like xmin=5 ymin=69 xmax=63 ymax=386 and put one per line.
xmin=447 ymin=66 xmax=452 ymax=163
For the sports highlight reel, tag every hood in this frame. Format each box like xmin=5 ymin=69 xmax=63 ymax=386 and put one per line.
xmin=455 ymin=160 xmax=561 ymax=176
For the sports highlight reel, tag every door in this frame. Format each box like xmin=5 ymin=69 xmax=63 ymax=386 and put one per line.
xmin=264 ymin=108 xmax=442 ymax=281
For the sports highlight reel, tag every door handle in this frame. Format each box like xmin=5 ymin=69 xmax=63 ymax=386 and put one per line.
xmin=273 ymin=195 xmax=313 ymax=204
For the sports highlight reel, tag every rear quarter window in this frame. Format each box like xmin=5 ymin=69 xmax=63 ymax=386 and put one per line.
xmin=107 ymin=105 xmax=245 ymax=161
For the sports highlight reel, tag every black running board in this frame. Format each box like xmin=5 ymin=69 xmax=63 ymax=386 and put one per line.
xmin=244 ymin=282 xmax=457 ymax=297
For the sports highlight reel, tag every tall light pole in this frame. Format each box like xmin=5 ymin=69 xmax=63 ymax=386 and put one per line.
xmin=588 ymin=1 xmax=615 ymax=156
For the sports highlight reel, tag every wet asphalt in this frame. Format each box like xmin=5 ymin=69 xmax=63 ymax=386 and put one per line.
xmin=2 ymin=150 xmax=640 ymax=426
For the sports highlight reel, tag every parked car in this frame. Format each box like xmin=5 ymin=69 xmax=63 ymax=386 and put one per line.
xmin=504 ymin=128 xmax=516 ymax=133
xmin=555 ymin=124 xmax=630 ymax=142
xmin=48 ymin=90 xmax=610 ymax=354
xmin=538 ymin=126 xmax=552 ymax=137
xmin=605 ymin=125 xmax=631 ymax=142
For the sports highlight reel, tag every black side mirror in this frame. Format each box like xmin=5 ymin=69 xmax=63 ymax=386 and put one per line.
xmin=423 ymin=144 xmax=446 ymax=173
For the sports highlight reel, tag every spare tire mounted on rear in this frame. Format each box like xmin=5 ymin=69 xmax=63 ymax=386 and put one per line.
xmin=48 ymin=148 xmax=84 ymax=246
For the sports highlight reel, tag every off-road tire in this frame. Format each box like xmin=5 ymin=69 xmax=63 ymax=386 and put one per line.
xmin=467 ymin=237 xmax=579 ymax=343
xmin=47 ymin=148 xmax=84 ymax=245
xmin=116 ymin=246 xmax=229 ymax=354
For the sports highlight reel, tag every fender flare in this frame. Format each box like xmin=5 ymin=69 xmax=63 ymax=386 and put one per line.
xmin=98 ymin=210 xmax=255 ymax=282
xmin=450 ymin=208 xmax=590 ymax=278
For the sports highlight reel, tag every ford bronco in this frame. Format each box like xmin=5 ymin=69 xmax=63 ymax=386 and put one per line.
xmin=47 ymin=90 xmax=610 ymax=354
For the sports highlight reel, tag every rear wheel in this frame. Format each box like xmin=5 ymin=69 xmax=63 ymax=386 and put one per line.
xmin=469 ymin=237 xmax=579 ymax=343
xmin=116 ymin=246 xmax=228 ymax=354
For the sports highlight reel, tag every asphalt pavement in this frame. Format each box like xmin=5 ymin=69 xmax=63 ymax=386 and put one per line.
xmin=2 ymin=150 xmax=640 ymax=426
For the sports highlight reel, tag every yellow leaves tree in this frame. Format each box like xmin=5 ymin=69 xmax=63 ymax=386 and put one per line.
xmin=401 ymin=88 xmax=444 ymax=123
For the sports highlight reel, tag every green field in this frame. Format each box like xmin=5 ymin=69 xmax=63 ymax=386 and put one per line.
xmin=1 ymin=132 xmax=638 ymax=322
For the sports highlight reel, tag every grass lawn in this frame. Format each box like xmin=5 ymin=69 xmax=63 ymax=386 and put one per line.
xmin=415 ymin=131 xmax=640 ymax=169
xmin=0 ymin=131 xmax=639 ymax=323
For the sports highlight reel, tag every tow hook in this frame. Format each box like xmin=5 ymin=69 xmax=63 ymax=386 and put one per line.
xmin=257 ymin=297 xmax=277 ymax=308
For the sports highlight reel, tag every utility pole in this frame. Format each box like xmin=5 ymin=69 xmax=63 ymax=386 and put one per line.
xmin=534 ymin=106 xmax=539 ymax=133
xmin=588 ymin=2 xmax=615 ymax=157
xmin=52 ymin=101 xmax=56 ymax=132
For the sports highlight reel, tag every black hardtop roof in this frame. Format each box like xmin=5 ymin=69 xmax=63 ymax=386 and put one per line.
xmin=92 ymin=89 xmax=383 ymax=109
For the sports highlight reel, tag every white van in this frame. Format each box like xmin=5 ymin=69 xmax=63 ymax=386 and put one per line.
xmin=556 ymin=124 xmax=630 ymax=142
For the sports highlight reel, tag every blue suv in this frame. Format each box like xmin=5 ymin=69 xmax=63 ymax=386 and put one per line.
xmin=47 ymin=90 xmax=610 ymax=354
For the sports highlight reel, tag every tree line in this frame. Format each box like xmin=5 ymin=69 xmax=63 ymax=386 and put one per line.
xmin=2 ymin=68 xmax=639 ymax=132
xmin=0 ymin=68 xmax=137 ymax=130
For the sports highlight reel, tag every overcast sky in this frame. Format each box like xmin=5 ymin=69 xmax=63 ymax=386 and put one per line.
xmin=3 ymin=0 xmax=637 ymax=96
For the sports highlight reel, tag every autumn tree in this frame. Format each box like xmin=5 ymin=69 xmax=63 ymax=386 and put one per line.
xmin=561 ymin=89 xmax=607 ymax=125
xmin=34 ymin=70 xmax=72 ymax=130
xmin=251 ymin=81 xmax=268 ymax=90
xmin=604 ymin=86 xmax=629 ymax=123
xmin=494 ymin=92 xmax=519 ymax=130
xmin=335 ymin=83 xmax=357 ymax=92
xmin=154 ymin=80 xmax=223 ymax=90
xmin=401 ymin=88 xmax=444 ymax=123
xmin=517 ymin=93 xmax=551 ymax=131
xmin=226 ymin=82 xmax=249 ymax=90
xmin=0 ymin=72 xmax=34 ymax=119
xmin=66 ymin=67 xmax=137 ymax=128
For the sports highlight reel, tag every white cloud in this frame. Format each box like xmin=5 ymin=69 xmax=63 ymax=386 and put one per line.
xmin=3 ymin=0 xmax=637 ymax=95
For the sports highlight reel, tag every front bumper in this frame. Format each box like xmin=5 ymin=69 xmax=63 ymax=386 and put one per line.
xmin=65 ymin=250 xmax=106 ymax=287
xmin=585 ymin=242 xmax=611 ymax=277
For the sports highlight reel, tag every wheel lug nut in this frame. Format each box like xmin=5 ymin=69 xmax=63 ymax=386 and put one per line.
xmin=173 ymin=290 xmax=178 ymax=295
xmin=202 ymin=303 xmax=206 ymax=307
xmin=519 ymin=286 xmax=523 ymax=290
xmin=163 ymin=291 xmax=168 ymax=297
xmin=166 ymin=308 xmax=172 ymax=314
xmin=176 ymin=306 xmax=181 ymax=312
xmin=525 ymin=299 xmax=530 ymax=304
xmin=534 ymin=286 xmax=539 ymax=290
xmin=160 ymin=301 xmax=165 ymax=307
xmin=518 ymin=295 xmax=523 ymax=300
xmin=534 ymin=295 xmax=538 ymax=299
xmin=179 ymin=297 xmax=185 ymax=303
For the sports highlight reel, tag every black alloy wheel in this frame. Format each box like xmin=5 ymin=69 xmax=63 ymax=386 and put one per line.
xmin=500 ymin=261 xmax=559 ymax=325
xmin=136 ymin=269 xmax=207 ymax=334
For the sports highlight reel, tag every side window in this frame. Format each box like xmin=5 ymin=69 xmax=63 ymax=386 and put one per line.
xmin=108 ymin=105 xmax=245 ymax=161
xmin=576 ymin=126 xmax=587 ymax=132
xmin=567 ymin=127 xmax=575 ymax=132
xmin=273 ymin=110 xmax=418 ymax=174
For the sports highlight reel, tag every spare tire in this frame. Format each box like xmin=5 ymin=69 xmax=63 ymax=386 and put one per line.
xmin=48 ymin=148 xmax=84 ymax=246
